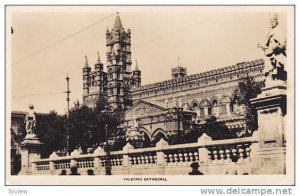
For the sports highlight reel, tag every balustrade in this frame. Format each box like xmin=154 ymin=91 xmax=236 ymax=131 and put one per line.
xmin=54 ymin=160 xmax=70 ymax=169
xmin=129 ymin=152 xmax=157 ymax=168
xmin=35 ymin=161 xmax=50 ymax=171
xmin=164 ymin=149 xmax=198 ymax=166
xmin=31 ymin=136 xmax=257 ymax=175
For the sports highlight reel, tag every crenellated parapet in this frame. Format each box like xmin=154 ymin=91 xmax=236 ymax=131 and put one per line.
xmin=132 ymin=59 xmax=264 ymax=98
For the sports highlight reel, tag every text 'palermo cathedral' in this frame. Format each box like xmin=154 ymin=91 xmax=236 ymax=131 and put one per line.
xmin=82 ymin=14 xmax=265 ymax=141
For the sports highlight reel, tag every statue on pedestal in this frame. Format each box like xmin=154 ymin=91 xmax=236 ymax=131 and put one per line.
xmin=258 ymin=14 xmax=287 ymax=83
xmin=24 ymin=104 xmax=37 ymax=138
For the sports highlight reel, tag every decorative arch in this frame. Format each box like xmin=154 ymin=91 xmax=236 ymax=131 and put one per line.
xmin=138 ymin=127 xmax=151 ymax=140
xmin=209 ymin=96 xmax=220 ymax=104
xmin=220 ymin=95 xmax=232 ymax=103
xmin=151 ymin=128 xmax=168 ymax=141
xmin=199 ymin=98 xmax=212 ymax=107
xmin=189 ymin=99 xmax=199 ymax=110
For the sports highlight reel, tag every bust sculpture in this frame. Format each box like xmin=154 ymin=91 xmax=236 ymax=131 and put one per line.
xmin=258 ymin=14 xmax=287 ymax=83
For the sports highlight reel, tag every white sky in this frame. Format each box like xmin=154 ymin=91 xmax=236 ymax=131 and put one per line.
xmin=8 ymin=6 xmax=288 ymax=114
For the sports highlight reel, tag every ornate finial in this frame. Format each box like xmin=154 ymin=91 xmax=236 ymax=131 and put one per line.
xmin=177 ymin=57 xmax=181 ymax=67
xmin=97 ymin=52 xmax=101 ymax=63
xmin=135 ymin=59 xmax=139 ymax=71
xmin=84 ymin=56 xmax=89 ymax=67
xmin=113 ymin=12 xmax=123 ymax=32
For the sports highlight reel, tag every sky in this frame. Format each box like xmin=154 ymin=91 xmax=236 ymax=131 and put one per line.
xmin=8 ymin=6 xmax=288 ymax=114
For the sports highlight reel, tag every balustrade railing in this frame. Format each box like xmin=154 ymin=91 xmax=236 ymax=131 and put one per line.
xmin=31 ymin=134 xmax=258 ymax=175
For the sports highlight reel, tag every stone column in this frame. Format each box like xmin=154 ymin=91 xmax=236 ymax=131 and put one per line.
xmin=155 ymin=138 xmax=168 ymax=174
xmin=122 ymin=143 xmax=134 ymax=174
xmin=226 ymin=103 xmax=231 ymax=115
xmin=93 ymin=147 xmax=105 ymax=175
xmin=204 ymin=107 xmax=208 ymax=116
xmin=18 ymin=136 xmax=43 ymax=175
xmin=250 ymin=82 xmax=286 ymax=174
xmin=197 ymin=133 xmax=212 ymax=174
xmin=49 ymin=152 xmax=58 ymax=175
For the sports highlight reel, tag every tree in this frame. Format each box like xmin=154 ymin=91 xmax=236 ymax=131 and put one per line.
xmin=233 ymin=75 xmax=264 ymax=133
xmin=66 ymin=99 xmax=126 ymax=153
xmin=35 ymin=111 xmax=67 ymax=157
xmin=184 ymin=116 xmax=233 ymax=142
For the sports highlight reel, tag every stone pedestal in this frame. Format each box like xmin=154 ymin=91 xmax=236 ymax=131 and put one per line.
xmin=18 ymin=135 xmax=43 ymax=175
xmin=250 ymin=82 xmax=286 ymax=174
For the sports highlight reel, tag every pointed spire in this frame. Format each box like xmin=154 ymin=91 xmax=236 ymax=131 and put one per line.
xmin=84 ymin=56 xmax=89 ymax=68
xmin=177 ymin=57 xmax=181 ymax=67
xmin=96 ymin=51 xmax=101 ymax=64
xmin=134 ymin=59 xmax=139 ymax=71
xmin=113 ymin=12 xmax=124 ymax=32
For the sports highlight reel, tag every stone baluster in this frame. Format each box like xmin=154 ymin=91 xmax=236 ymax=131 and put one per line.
xmin=183 ymin=153 xmax=188 ymax=166
xmin=188 ymin=152 xmax=194 ymax=163
xmin=238 ymin=148 xmax=245 ymax=163
xmin=245 ymin=147 xmax=251 ymax=162
xmin=141 ymin=156 xmax=145 ymax=165
xmin=225 ymin=149 xmax=231 ymax=163
xmin=153 ymin=155 xmax=157 ymax=165
xmin=213 ymin=150 xmax=218 ymax=164
xmin=178 ymin=153 xmax=183 ymax=166
xmin=174 ymin=154 xmax=178 ymax=166
xmin=145 ymin=155 xmax=149 ymax=166
xmin=149 ymin=155 xmax=154 ymax=166
xmin=168 ymin=154 xmax=172 ymax=166
xmin=231 ymin=148 xmax=237 ymax=157
xmin=132 ymin=156 xmax=137 ymax=167
xmin=194 ymin=152 xmax=199 ymax=162
xmin=219 ymin=150 xmax=225 ymax=164
xmin=137 ymin=156 xmax=141 ymax=167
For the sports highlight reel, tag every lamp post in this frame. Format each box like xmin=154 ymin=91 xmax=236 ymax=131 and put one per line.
xmin=101 ymin=106 xmax=113 ymax=175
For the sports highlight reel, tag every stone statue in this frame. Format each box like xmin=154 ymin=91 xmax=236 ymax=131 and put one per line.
xmin=24 ymin=104 xmax=37 ymax=137
xmin=258 ymin=13 xmax=287 ymax=83
xmin=173 ymin=97 xmax=177 ymax=107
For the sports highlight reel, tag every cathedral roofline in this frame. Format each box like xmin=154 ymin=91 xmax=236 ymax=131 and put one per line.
xmin=133 ymin=59 xmax=264 ymax=92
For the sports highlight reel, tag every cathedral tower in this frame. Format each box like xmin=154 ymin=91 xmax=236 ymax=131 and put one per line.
xmin=133 ymin=59 xmax=141 ymax=88
xmin=82 ymin=56 xmax=91 ymax=96
xmin=94 ymin=52 xmax=106 ymax=93
xmin=106 ymin=13 xmax=132 ymax=110
xmin=171 ymin=58 xmax=187 ymax=79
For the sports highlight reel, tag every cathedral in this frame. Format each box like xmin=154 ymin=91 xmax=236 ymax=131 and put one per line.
xmin=82 ymin=14 xmax=265 ymax=142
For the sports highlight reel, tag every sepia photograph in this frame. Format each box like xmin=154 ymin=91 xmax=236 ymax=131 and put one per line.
xmin=6 ymin=5 xmax=295 ymax=185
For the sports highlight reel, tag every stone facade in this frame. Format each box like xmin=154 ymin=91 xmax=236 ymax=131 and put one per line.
xmin=82 ymin=14 xmax=265 ymax=139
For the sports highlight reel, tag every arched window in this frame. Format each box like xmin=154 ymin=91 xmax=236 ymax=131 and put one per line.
xmin=192 ymin=103 xmax=198 ymax=110
xmin=117 ymin=83 xmax=121 ymax=95
xmin=212 ymin=100 xmax=218 ymax=115
xmin=108 ymin=68 xmax=113 ymax=80
xmin=109 ymin=83 xmax=113 ymax=95
xmin=116 ymin=68 xmax=121 ymax=80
